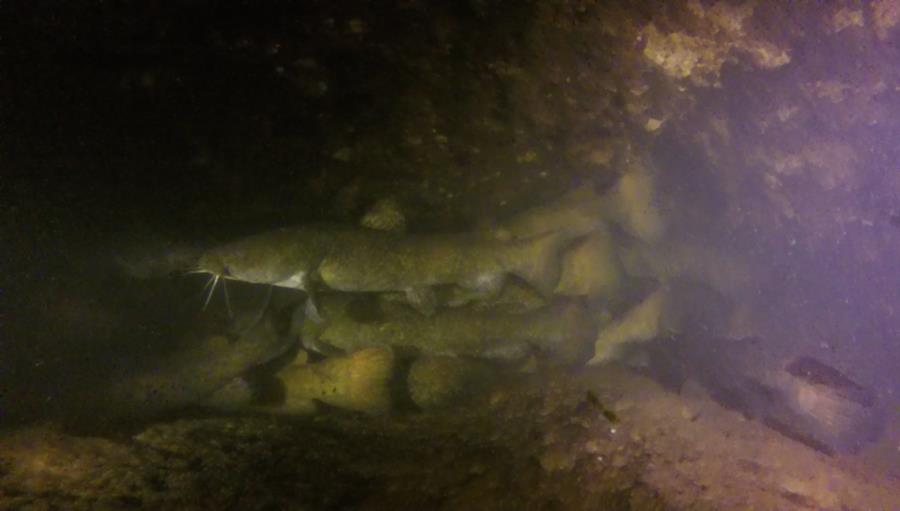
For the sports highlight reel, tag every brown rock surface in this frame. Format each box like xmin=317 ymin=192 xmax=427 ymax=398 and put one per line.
xmin=2 ymin=367 xmax=897 ymax=510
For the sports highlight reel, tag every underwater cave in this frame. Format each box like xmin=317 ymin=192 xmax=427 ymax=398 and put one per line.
xmin=2 ymin=1 xmax=899 ymax=509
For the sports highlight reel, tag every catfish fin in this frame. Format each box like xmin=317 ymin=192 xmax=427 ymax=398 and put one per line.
xmin=300 ymin=271 xmax=325 ymax=324
xmin=302 ymin=334 xmax=343 ymax=357
xmin=305 ymin=296 xmax=324 ymax=324
xmin=360 ymin=197 xmax=407 ymax=233
xmin=587 ymin=288 xmax=666 ymax=366
xmin=456 ymin=274 xmax=505 ymax=305
xmin=406 ymin=286 xmax=437 ymax=316
xmin=512 ymin=231 xmax=567 ymax=297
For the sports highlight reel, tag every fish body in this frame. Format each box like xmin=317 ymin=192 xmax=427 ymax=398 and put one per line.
xmin=407 ymin=356 xmax=499 ymax=410
xmin=317 ymin=230 xmax=565 ymax=297
xmin=491 ymin=157 xmax=664 ymax=245
xmin=491 ymin=184 xmax=609 ymax=242
xmin=380 ymin=277 xmax=548 ymax=313
xmin=101 ymin=307 xmax=294 ymax=419
xmin=587 ymin=287 xmax=667 ymax=366
xmin=271 ymin=347 xmax=394 ymax=415
xmin=196 ymin=224 xmax=373 ymax=291
xmin=602 ymin=158 xmax=664 ymax=243
xmin=554 ymin=227 xmax=624 ymax=299
xmin=301 ymin=295 xmax=596 ymax=365
xmin=198 ymin=223 xmax=567 ymax=314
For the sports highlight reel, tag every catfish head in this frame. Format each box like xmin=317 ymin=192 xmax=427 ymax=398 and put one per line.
xmin=195 ymin=229 xmax=312 ymax=287
xmin=192 ymin=227 xmax=328 ymax=315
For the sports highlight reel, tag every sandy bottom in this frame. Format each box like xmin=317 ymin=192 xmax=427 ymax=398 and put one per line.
xmin=1 ymin=366 xmax=897 ymax=510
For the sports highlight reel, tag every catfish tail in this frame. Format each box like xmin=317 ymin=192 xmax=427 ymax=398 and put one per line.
xmin=511 ymin=231 xmax=568 ymax=296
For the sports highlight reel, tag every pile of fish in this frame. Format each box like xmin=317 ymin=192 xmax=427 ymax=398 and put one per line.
xmin=188 ymin=179 xmax=637 ymax=416
xmin=106 ymin=158 xmax=670 ymax=419
xmin=107 ymin=156 xmax=885 ymax=457
xmin=107 ymin=154 xmax=760 ymax=420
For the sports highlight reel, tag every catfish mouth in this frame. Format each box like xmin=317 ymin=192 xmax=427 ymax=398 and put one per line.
xmin=191 ymin=253 xmax=237 ymax=314
xmin=195 ymin=252 xmax=230 ymax=278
